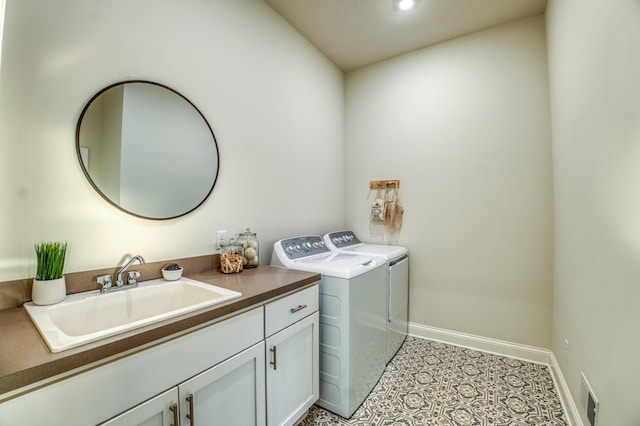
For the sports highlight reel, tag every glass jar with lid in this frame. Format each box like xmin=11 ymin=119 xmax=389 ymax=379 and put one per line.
xmin=237 ymin=228 xmax=259 ymax=268
xmin=219 ymin=239 xmax=243 ymax=273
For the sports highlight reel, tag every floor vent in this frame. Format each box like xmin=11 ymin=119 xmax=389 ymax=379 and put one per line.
xmin=580 ymin=372 xmax=599 ymax=426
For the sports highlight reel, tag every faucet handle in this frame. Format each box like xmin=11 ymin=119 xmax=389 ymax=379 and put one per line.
xmin=97 ymin=275 xmax=113 ymax=292
xmin=127 ymin=271 xmax=141 ymax=285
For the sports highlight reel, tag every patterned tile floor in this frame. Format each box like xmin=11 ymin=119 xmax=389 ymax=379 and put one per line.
xmin=298 ymin=336 xmax=568 ymax=426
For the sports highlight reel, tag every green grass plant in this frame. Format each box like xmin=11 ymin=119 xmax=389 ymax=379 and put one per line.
xmin=34 ymin=241 xmax=67 ymax=281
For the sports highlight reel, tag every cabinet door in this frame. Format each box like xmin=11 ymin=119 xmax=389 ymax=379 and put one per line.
xmin=179 ymin=341 xmax=266 ymax=426
xmin=266 ymin=312 xmax=319 ymax=426
xmin=100 ymin=388 xmax=179 ymax=426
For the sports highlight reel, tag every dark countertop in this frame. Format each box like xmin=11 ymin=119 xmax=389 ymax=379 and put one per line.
xmin=0 ymin=266 xmax=320 ymax=396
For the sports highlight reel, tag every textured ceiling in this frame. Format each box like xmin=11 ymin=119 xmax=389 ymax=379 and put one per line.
xmin=263 ymin=0 xmax=548 ymax=72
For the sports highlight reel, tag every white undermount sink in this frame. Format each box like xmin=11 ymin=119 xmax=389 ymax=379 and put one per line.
xmin=23 ymin=277 xmax=242 ymax=353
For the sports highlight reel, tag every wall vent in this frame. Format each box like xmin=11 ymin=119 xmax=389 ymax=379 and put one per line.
xmin=580 ymin=372 xmax=599 ymax=426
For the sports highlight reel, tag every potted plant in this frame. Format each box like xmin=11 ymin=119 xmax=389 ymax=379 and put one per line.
xmin=32 ymin=241 xmax=68 ymax=305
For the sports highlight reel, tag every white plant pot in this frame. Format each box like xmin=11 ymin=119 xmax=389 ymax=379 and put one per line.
xmin=162 ymin=268 xmax=183 ymax=281
xmin=32 ymin=276 xmax=66 ymax=305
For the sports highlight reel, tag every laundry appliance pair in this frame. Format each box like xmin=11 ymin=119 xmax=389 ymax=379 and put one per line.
xmin=271 ymin=231 xmax=408 ymax=418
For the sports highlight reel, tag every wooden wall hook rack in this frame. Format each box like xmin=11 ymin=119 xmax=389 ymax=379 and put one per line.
xmin=369 ymin=180 xmax=400 ymax=189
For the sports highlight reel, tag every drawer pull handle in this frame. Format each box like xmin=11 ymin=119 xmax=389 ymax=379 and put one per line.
xmin=290 ymin=304 xmax=307 ymax=313
xmin=186 ymin=393 xmax=195 ymax=424
xmin=270 ymin=345 xmax=277 ymax=370
xmin=169 ymin=403 xmax=179 ymax=426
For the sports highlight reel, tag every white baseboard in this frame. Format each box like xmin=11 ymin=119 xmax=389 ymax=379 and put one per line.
xmin=549 ymin=351 xmax=583 ymax=426
xmin=408 ymin=322 xmax=551 ymax=363
xmin=408 ymin=322 xmax=583 ymax=426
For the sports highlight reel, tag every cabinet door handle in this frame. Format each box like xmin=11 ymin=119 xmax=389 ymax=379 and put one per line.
xmin=186 ymin=393 xmax=195 ymax=425
xmin=169 ymin=402 xmax=179 ymax=426
xmin=290 ymin=304 xmax=307 ymax=313
xmin=270 ymin=345 xmax=277 ymax=370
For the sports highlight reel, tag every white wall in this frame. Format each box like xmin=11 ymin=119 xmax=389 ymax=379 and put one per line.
xmin=0 ymin=0 xmax=17 ymax=278
xmin=0 ymin=0 xmax=344 ymax=279
xmin=546 ymin=0 xmax=640 ymax=424
xmin=345 ymin=16 xmax=553 ymax=348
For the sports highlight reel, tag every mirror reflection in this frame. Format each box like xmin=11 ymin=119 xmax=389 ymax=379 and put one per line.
xmin=76 ymin=81 xmax=219 ymax=219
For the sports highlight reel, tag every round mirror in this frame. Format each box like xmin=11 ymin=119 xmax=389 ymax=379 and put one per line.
xmin=76 ymin=81 xmax=219 ymax=219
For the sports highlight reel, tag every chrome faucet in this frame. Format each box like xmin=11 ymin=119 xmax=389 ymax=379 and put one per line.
xmin=116 ymin=255 xmax=146 ymax=287
xmin=97 ymin=255 xmax=146 ymax=293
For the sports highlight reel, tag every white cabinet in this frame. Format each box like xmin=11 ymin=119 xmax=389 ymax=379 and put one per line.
xmin=101 ymin=388 xmax=179 ymax=426
xmin=0 ymin=284 xmax=320 ymax=426
xmin=0 ymin=307 xmax=264 ymax=426
xmin=265 ymin=285 xmax=319 ymax=426
xmin=102 ymin=342 xmax=266 ymax=426
xmin=266 ymin=312 xmax=319 ymax=426
xmin=179 ymin=341 xmax=266 ymax=426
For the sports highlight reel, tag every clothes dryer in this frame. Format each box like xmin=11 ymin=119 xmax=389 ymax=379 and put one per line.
xmin=271 ymin=235 xmax=387 ymax=418
xmin=324 ymin=230 xmax=409 ymax=363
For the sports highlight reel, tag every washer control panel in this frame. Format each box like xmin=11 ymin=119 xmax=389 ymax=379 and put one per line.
xmin=327 ymin=231 xmax=361 ymax=248
xmin=278 ymin=235 xmax=329 ymax=259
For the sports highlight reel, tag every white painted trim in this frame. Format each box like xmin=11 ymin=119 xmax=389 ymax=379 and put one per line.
xmin=408 ymin=322 xmax=583 ymax=426
xmin=549 ymin=351 xmax=583 ymax=426
xmin=409 ymin=322 xmax=551 ymax=364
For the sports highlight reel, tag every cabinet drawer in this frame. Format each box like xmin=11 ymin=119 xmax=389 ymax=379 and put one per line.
xmin=265 ymin=284 xmax=318 ymax=337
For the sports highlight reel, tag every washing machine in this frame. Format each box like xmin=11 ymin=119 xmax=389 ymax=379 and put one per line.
xmin=271 ymin=235 xmax=388 ymax=418
xmin=324 ymin=230 xmax=409 ymax=364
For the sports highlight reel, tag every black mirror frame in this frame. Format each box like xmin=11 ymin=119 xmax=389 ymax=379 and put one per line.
xmin=75 ymin=80 xmax=220 ymax=220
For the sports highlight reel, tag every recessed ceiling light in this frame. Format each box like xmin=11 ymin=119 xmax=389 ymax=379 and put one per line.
xmin=397 ymin=0 xmax=415 ymax=11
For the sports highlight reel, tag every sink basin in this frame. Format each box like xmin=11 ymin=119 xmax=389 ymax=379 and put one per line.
xmin=23 ymin=277 xmax=242 ymax=353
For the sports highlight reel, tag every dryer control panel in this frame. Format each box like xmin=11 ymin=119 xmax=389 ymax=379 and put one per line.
xmin=327 ymin=231 xmax=361 ymax=248
xmin=277 ymin=235 xmax=330 ymax=260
